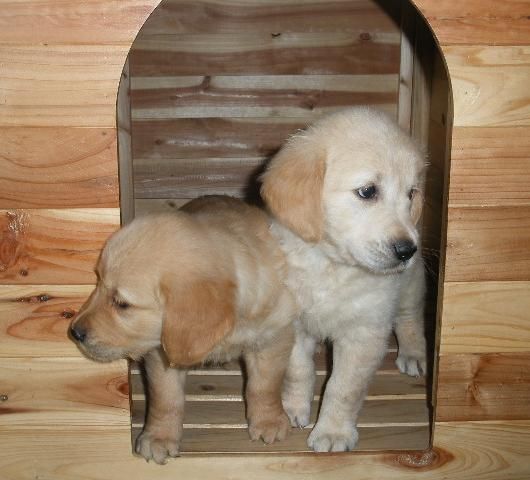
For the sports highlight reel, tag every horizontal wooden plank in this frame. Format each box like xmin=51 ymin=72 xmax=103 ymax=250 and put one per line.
xmin=444 ymin=206 xmax=530 ymax=282
xmin=130 ymin=74 xmax=398 ymax=119
xmin=0 ymin=209 xmax=119 ymax=285
xmin=0 ymin=44 xmax=129 ymax=127
xmin=436 ymin=353 xmax=530 ymax=422
xmin=0 ymin=127 xmax=119 ymax=208
xmin=0 ymin=357 xmax=129 ymax=427
xmin=131 ymin=398 xmax=429 ymax=428
xmin=131 ymin=425 xmax=430 ymax=453
xmin=139 ymin=0 xmax=401 ymax=35
xmin=132 ymin=118 xmax=306 ymax=159
xmin=440 ymin=281 xmax=530 ymax=354
xmin=448 ymin=126 xmax=530 ymax=207
xmin=129 ymin=32 xmax=400 ymax=76
xmin=2 ymin=421 xmax=530 ymax=478
xmin=0 ymin=0 xmax=155 ymax=44
xmin=445 ymin=46 xmax=530 ymax=128
xmin=134 ymin=157 xmax=265 ymax=199
xmin=0 ymin=285 xmax=94 ymax=357
xmin=414 ymin=0 xmax=530 ymax=45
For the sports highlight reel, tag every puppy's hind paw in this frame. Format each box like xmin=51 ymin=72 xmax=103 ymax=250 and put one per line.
xmin=395 ymin=353 xmax=426 ymax=377
xmin=135 ymin=430 xmax=181 ymax=465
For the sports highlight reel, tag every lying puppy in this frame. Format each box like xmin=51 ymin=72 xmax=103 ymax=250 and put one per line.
xmin=261 ymin=107 xmax=428 ymax=452
xmin=70 ymin=196 xmax=296 ymax=463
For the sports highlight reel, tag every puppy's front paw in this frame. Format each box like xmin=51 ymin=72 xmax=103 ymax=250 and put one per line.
xmin=248 ymin=410 xmax=290 ymax=444
xmin=282 ymin=390 xmax=312 ymax=428
xmin=307 ymin=423 xmax=358 ymax=452
xmin=396 ymin=352 xmax=426 ymax=377
xmin=135 ymin=429 xmax=181 ymax=465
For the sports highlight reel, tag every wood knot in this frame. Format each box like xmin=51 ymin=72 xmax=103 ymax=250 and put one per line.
xmin=61 ymin=309 xmax=75 ymax=319
xmin=360 ymin=32 xmax=372 ymax=42
xmin=394 ymin=448 xmax=453 ymax=470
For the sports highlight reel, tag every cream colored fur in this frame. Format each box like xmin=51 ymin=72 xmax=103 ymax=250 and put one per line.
xmin=261 ymin=107 xmax=428 ymax=452
xmin=70 ymin=196 xmax=297 ymax=463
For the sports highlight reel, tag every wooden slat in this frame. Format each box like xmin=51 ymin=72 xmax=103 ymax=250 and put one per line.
xmin=131 ymin=425 xmax=430 ymax=453
xmin=436 ymin=353 xmax=530 ymax=422
xmin=0 ymin=0 xmax=155 ymax=44
xmin=445 ymin=46 xmax=530 ymax=128
xmin=0 ymin=209 xmax=119 ymax=285
xmin=0 ymin=127 xmax=119 ymax=209
xmin=0 ymin=357 xmax=129 ymax=427
xmin=139 ymin=0 xmax=401 ymax=35
xmin=0 ymin=285 xmax=94 ymax=358
xmin=130 ymin=74 xmax=398 ymax=120
xmin=134 ymin=157 xmax=266 ymax=199
xmin=449 ymin=126 xmax=530 ymax=207
xmin=444 ymin=206 xmax=530 ymax=282
xmin=129 ymin=32 xmax=400 ymax=76
xmin=413 ymin=0 xmax=530 ymax=45
xmin=440 ymin=281 xmax=530 ymax=354
xmin=2 ymin=421 xmax=530 ymax=477
xmin=0 ymin=44 xmax=130 ymax=127
xmin=132 ymin=118 xmax=306 ymax=159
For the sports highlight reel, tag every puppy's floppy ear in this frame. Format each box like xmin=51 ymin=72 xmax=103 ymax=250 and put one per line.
xmin=261 ymin=135 xmax=326 ymax=243
xmin=161 ymin=276 xmax=236 ymax=367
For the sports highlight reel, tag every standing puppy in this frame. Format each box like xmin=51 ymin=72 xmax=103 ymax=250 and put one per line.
xmin=261 ymin=107 xmax=427 ymax=452
xmin=70 ymin=196 xmax=297 ymax=463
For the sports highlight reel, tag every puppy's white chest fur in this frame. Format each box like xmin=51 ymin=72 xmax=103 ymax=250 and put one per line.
xmin=271 ymin=222 xmax=400 ymax=341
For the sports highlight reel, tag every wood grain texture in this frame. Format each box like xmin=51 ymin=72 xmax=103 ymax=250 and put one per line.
xmin=129 ymin=32 xmax=400 ymax=76
xmin=2 ymin=421 xmax=530 ymax=478
xmin=134 ymin=157 xmax=265 ymax=199
xmin=139 ymin=0 xmax=401 ymax=35
xmin=0 ymin=357 xmax=129 ymax=427
xmin=0 ymin=209 xmax=119 ymax=285
xmin=0 ymin=0 xmax=156 ymax=44
xmin=132 ymin=118 xmax=306 ymax=159
xmin=0 ymin=44 xmax=130 ymax=127
xmin=445 ymin=46 xmax=530 ymax=127
xmin=449 ymin=126 xmax=530 ymax=207
xmin=436 ymin=353 xmax=530 ymax=422
xmin=130 ymin=74 xmax=398 ymax=120
xmin=0 ymin=285 xmax=94 ymax=358
xmin=413 ymin=0 xmax=530 ymax=45
xmin=0 ymin=127 xmax=119 ymax=208
xmin=444 ymin=206 xmax=530 ymax=282
xmin=440 ymin=281 xmax=530 ymax=354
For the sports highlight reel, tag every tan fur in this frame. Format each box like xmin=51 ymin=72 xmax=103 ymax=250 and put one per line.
xmin=261 ymin=107 xmax=428 ymax=452
xmin=70 ymin=196 xmax=298 ymax=463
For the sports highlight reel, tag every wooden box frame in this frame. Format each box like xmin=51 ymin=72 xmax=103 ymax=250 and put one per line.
xmin=1 ymin=0 xmax=529 ymax=478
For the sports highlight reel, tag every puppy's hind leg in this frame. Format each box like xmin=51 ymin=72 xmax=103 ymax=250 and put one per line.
xmin=394 ymin=259 xmax=427 ymax=377
xmin=281 ymin=322 xmax=317 ymax=428
xmin=135 ymin=347 xmax=187 ymax=464
xmin=244 ymin=325 xmax=293 ymax=444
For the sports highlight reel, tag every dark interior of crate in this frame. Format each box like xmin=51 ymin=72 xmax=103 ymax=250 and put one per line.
xmin=124 ymin=0 xmax=448 ymax=454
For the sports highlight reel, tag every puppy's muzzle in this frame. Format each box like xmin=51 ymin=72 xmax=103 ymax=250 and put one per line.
xmin=392 ymin=239 xmax=417 ymax=262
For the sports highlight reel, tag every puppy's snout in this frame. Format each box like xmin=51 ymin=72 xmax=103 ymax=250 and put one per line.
xmin=70 ymin=324 xmax=87 ymax=343
xmin=392 ymin=239 xmax=417 ymax=262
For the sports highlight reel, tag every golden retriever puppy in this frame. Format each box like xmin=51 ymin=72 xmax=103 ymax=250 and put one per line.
xmin=69 ymin=196 xmax=297 ymax=463
xmin=261 ymin=107 xmax=427 ymax=452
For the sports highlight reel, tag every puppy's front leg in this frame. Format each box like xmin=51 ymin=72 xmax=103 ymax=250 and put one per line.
xmin=308 ymin=329 xmax=389 ymax=452
xmin=244 ymin=326 xmax=293 ymax=444
xmin=135 ymin=347 xmax=187 ymax=464
xmin=395 ymin=259 xmax=427 ymax=377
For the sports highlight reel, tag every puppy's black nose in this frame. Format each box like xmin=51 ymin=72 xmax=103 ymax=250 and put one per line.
xmin=393 ymin=240 xmax=417 ymax=262
xmin=70 ymin=325 xmax=87 ymax=343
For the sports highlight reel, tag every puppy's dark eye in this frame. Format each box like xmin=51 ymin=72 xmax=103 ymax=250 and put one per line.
xmin=356 ymin=185 xmax=377 ymax=200
xmin=408 ymin=188 xmax=417 ymax=200
xmin=113 ymin=298 xmax=130 ymax=310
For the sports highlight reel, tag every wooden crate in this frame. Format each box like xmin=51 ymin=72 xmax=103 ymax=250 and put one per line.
xmin=1 ymin=0 xmax=530 ymax=478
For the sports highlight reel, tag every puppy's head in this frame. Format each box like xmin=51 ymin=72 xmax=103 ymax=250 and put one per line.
xmin=262 ymin=107 xmax=426 ymax=274
xmin=69 ymin=214 xmax=236 ymax=366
